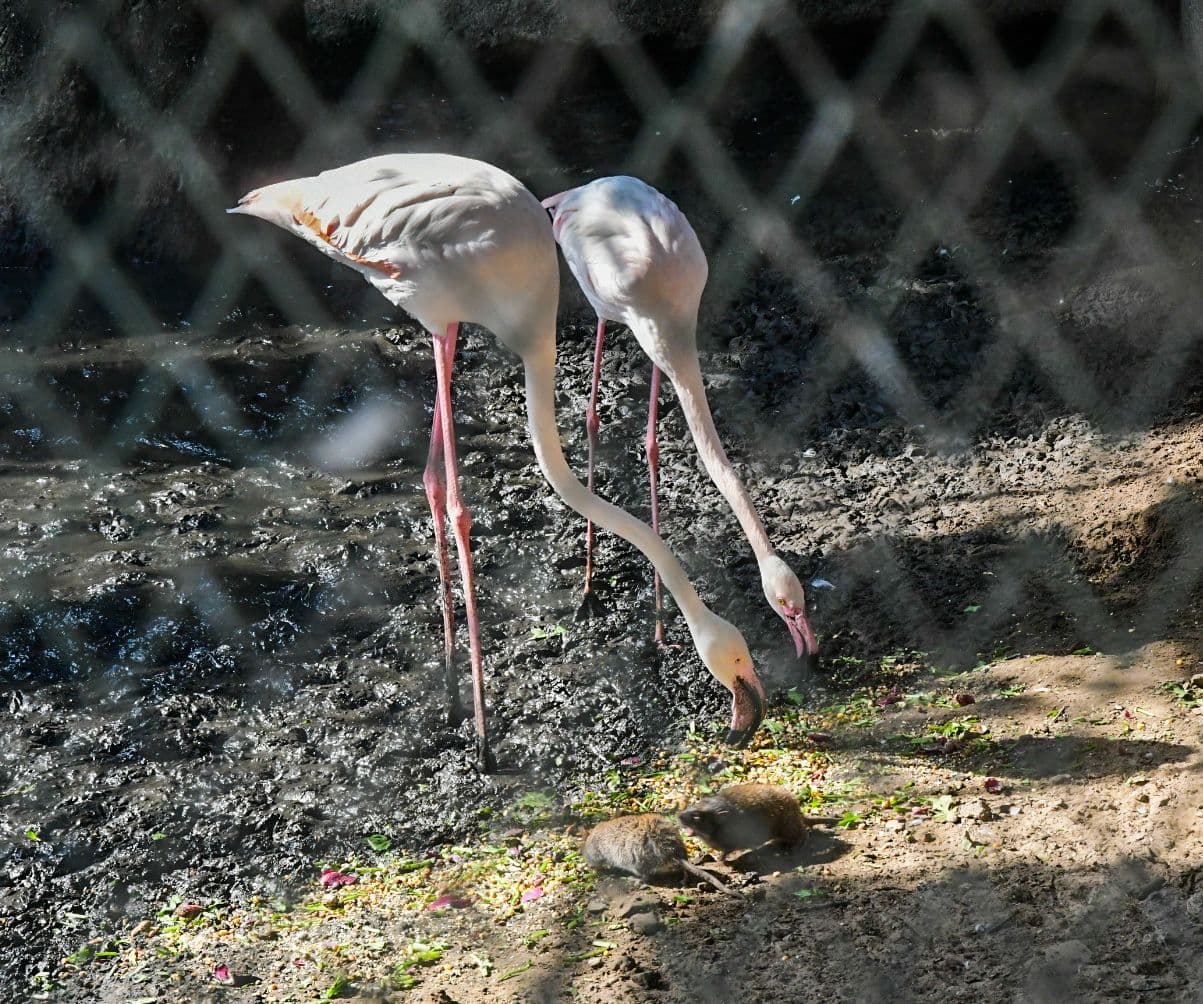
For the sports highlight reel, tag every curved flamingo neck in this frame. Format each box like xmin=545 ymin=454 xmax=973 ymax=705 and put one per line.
xmin=519 ymin=341 xmax=712 ymax=635
xmin=640 ymin=318 xmax=776 ymax=565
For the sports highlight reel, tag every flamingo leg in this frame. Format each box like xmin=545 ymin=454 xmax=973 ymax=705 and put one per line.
xmin=579 ymin=316 xmax=606 ymax=617
xmin=432 ymin=322 xmax=493 ymax=772
xmin=422 ymin=392 xmax=462 ymax=725
xmin=646 ymin=364 xmax=665 ymax=645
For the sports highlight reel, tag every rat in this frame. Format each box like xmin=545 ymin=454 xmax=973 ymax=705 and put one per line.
xmin=678 ymin=783 xmax=837 ymax=858
xmin=582 ymin=813 xmax=741 ymax=896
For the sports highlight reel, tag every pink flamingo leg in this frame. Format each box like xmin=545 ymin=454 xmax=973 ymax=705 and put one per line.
xmin=646 ymin=364 xmax=666 ymax=645
xmin=581 ymin=317 xmax=606 ymax=613
xmin=422 ymin=392 xmax=462 ymax=724
xmin=432 ymin=322 xmax=493 ymax=772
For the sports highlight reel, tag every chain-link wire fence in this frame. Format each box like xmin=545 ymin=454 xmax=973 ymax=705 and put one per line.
xmin=3 ymin=0 xmax=1203 ymax=995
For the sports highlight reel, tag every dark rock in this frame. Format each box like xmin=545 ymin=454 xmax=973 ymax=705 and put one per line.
xmin=629 ymin=911 xmax=664 ymax=936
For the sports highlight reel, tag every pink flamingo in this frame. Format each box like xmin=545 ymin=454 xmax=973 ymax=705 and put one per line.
xmin=229 ymin=154 xmax=767 ymax=769
xmin=543 ymin=176 xmax=818 ymax=661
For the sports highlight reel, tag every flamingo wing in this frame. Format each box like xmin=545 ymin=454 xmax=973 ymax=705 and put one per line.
xmin=545 ymin=177 xmax=706 ymax=326
xmin=229 ymin=154 xmax=511 ymax=282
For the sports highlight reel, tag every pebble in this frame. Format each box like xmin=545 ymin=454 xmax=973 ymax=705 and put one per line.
xmin=629 ymin=912 xmax=664 ymax=936
xmin=614 ymin=891 xmax=660 ymax=919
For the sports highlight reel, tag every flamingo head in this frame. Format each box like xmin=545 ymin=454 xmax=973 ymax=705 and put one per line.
xmin=760 ymin=555 xmax=819 ymax=666
xmin=540 ymin=189 xmax=574 ymax=239
xmin=694 ymin=613 xmax=766 ymax=747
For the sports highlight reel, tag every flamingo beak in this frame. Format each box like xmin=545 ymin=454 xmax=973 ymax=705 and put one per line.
xmin=783 ymin=606 xmax=819 ymax=667
xmin=725 ymin=672 xmax=767 ymax=747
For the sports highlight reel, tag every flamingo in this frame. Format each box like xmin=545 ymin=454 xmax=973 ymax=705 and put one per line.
xmin=542 ymin=176 xmax=818 ymax=663
xmin=228 ymin=154 xmax=767 ymax=770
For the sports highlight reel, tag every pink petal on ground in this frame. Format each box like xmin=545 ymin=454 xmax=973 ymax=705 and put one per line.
xmin=521 ymin=886 xmax=544 ymax=903
xmin=213 ymin=964 xmax=234 ymax=985
xmin=428 ymin=893 xmax=472 ymax=911
xmin=876 ymin=689 xmax=902 ymax=707
xmin=954 ymin=693 xmax=976 ymax=706
xmin=320 ymin=868 xmax=358 ymax=888
xmin=619 ymin=756 xmax=643 ymax=766
xmin=984 ymin=778 xmax=1003 ymax=794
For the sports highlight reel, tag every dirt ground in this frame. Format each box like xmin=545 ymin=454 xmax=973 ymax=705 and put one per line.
xmin=5 ymin=14 xmax=1203 ymax=1004
xmin=4 ymin=320 xmax=1202 ymax=1002
xmin=36 ymin=627 xmax=1203 ymax=1002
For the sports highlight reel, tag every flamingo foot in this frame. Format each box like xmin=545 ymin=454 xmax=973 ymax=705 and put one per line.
xmin=574 ymin=587 xmax=605 ymax=622
xmin=652 ymin=619 xmax=683 ymax=651
xmin=477 ymin=733 xmax=496 ymax=774
xmin=445 ymin=685 xmax=467 ymax=727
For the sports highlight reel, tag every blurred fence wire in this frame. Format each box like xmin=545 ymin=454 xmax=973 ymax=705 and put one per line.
xmin=2 ymin=0 xmax=1203 ymax=697
xmin=9 ymin=2 xmax=1203 ymax=995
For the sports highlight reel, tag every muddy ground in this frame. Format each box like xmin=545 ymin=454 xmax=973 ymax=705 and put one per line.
xmin=66 ymin=642 xmax=1203 ymax=1004
xmin=4 ymin=295 xmax=1203 ymax=1002
xmin=3 ymin=11 xmax=1203 ymax=1004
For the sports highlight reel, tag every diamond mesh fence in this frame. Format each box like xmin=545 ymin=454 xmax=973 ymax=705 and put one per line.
xmin=3 ymin=0 xmax=1203 ymax=994
xmin=3 ymin=0 xmax=1199 ymax=668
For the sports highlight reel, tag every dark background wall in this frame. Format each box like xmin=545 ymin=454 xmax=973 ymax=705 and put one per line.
xmin=0 ymin=0 xmax=1115 ymax=275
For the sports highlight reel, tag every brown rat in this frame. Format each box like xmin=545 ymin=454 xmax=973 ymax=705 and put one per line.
xmin=679 ymin=783 xmax=832 ymax=857
xmin=582 ymin=814 xmax=740 ymax=896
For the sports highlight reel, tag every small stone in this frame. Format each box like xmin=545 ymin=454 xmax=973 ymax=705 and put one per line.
xmin=614 ymin=890 xmax=660 ymax=919
xmin=1135 ymin=792 xmax=1150 ymax=804
xmin=629 ymin=911 xmax=664 ymax=936
xmin=960 ymin=799 xmax=993 ymax=821
xmin=586 ymin=898 xmax=607 ymax=914
xmin=1185 ymin=891 xmax=1203 ymax=919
